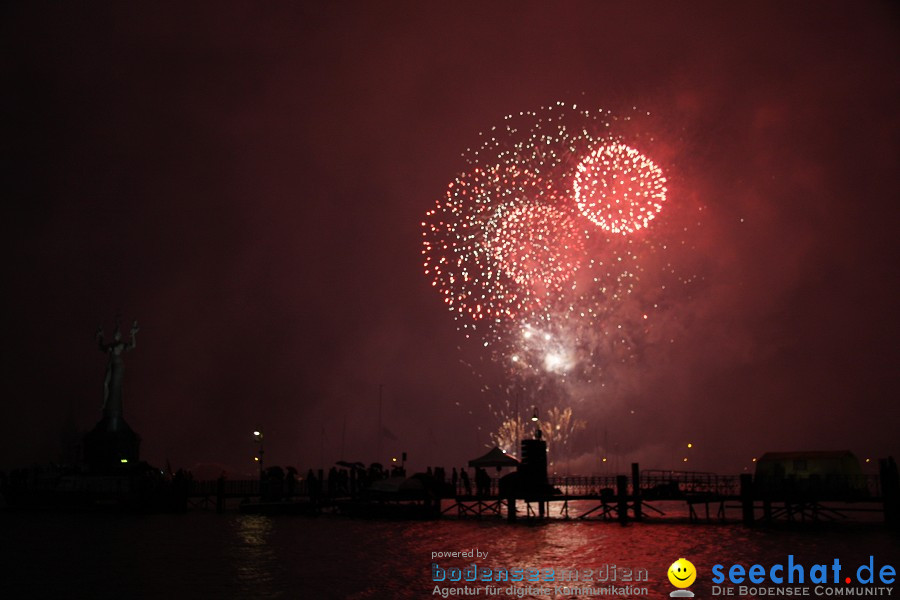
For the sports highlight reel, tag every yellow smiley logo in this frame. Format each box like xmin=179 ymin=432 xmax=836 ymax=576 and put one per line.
xmin=668 ymin=558 xmax=697 ymax=588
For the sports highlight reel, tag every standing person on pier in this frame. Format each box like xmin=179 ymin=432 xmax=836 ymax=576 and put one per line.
xmin=460 ymin=468 xmax=471 ymax=496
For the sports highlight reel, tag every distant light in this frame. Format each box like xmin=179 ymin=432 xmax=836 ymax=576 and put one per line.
xmin=687 ymin=443 xmax=693 ymax=449
xmin=602 ymin=457 xmax=607 ymax=463
xmin=865 ymin=458 xmax=871 ymax=463
xmin=682 ymin=457 xmax=688 ymax=462
xmin=120 ymin=459 xmax=128 ymax=464
xmin=392 ymin=457 xmax=397 ymax=462
xmin=501 ymin=449 xmax=507 ymax=454
xmin=751 ymin=457 xmax=757 ymax=462
xmin=253 ymin=457 xmax=259 ymax=462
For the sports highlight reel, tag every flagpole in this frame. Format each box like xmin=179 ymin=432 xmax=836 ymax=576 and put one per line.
xmin=377 ymin=384 xmax=383 ymax=462
xmin=515 ymin=389 xmax=520 ymax=459
xmin=341 ymin=415 xmax=346 ymax=461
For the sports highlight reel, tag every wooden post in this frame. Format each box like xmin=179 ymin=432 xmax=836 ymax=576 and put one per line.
xmin=617 ymin=475 xmax=628 ymax=524
xmin=216 ymin=476 xmax=225 ymax=514
xmin=740 ymin=473 xmax=754 ymax=525
xmin=880 ymin=457 xmax=899 ymax=526
xmin=507 ymin=496 xmax=517 ymax=523
xmin=631 ymin=463 xmax=642 ymax=521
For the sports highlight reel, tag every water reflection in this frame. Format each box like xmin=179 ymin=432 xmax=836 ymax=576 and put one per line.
xmin=2 ymin=509 xmax=892 ymax=599
xmin=230 ymin=515 xmax=282 ymax=597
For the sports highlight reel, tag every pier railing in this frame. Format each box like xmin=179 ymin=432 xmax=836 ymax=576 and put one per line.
xmin=639 ymin=470 xmax=741 ymax=496
xmin=543 ymin=471 xmax=739 ymax=497
xmin=186 ymin=471 xmax=883 ymax=503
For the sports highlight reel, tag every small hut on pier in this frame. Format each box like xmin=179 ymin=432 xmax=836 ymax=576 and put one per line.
xmin=754 ymin=450 xmax=867 ymax=499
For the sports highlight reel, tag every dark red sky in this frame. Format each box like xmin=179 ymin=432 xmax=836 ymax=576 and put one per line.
xmin=3 ymin=2 xmax=898 ymax=476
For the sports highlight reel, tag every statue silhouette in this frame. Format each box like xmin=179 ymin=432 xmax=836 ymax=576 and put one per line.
xmin=97 ymin=319 xmax=138 ymax=415
xmin=85 ymin=317 xmax=141 ymax=471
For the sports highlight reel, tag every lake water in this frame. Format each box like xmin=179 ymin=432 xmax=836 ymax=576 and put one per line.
xmin=2 ymin=501 xmax=898 ymax=599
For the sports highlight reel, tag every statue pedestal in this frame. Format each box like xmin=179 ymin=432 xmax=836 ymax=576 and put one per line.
xmin=83 ymin=413 xmax=141 ymax=472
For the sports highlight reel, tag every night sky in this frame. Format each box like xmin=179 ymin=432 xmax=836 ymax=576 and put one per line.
xmin=3 ymin=2 xmax=898 ymax=477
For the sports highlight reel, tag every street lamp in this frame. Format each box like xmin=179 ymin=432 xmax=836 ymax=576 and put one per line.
xmin=683 ymin=442 xmax=693 ymax=465
xmin=531 ymin=406 xmax=542 ymax=440
xmin=253 ymin=430 xmax=264 ymax=478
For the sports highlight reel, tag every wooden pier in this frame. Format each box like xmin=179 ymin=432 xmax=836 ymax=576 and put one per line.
xmin=186 ymin=458 xmax=899 ymax=526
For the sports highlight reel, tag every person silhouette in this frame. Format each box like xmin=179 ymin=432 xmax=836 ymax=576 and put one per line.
xmin=460 ymin=468 xmax=471 ymax=496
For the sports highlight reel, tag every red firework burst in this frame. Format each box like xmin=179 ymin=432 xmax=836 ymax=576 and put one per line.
xmin=572 ymin=142 xmax=667 ymax=235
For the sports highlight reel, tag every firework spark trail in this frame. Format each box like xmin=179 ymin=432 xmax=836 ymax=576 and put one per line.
xmin=423 ymin=102 xmax=693 ymax=442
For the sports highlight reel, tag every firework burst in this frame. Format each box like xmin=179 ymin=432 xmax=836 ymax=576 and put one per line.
xmin=423 ymin=102 xmax=694 ymax=445
xmin=489 ymin=406 xmax=586 ymax=463
xmin=573 ymin=142 xmax=667 ymax=235
xmin=484 ymin=200 xmax=585 ymax=293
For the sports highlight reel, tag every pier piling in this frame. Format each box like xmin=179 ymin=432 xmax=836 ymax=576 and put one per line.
xmin=216 ymin=476 xmax=224 ymax=514
xmin=631 ymin=463 xmax=642 ymax=522
xmin=616 ymin=475 xmax=628 ymax=524
xmin=740 ymin=473 xmax=754 ymax=525
xmin=880 ymin=457 xmax=899 ymax=526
